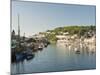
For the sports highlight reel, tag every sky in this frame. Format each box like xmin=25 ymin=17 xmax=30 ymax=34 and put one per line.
xmin=12 ymin=1 xmax=96 ymax=37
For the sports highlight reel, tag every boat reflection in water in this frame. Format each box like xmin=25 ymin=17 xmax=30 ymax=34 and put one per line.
xmin=12 ymin=51 xmax=35 ymax=63
xmin=11 ymin=44 xmax=96 ymax=74
xmin=11 ymin=51 xmax=35 ymax=74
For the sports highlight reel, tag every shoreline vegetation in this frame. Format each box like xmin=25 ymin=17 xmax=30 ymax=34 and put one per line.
xmin=44 ymin=25 xmax=96 ymax=43
xmin=11 ymin=25 xmax=96 ymax=62
xmin=45 ymin=25 xmax=96 ymax=53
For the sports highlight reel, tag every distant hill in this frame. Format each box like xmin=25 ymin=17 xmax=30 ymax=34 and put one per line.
xmin=44 ymin=25 xmax=96 ymax=43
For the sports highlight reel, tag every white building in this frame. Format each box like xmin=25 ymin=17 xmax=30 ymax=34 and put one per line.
xmin=33 ymin=34 xmax=45 ymax=39
xmin=56 ymin=35 xmax=70 ymax=47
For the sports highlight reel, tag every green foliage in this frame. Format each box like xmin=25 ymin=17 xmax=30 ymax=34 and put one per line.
xmin=46 ymin=34 xmax=57 ymax=43
xmin=45 ymin=25 xmax=96 ymax=42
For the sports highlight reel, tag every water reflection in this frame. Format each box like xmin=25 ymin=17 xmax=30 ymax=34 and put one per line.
xmin=11 ymin=44 xmax=96 ymax=74
xmin=11 ymin=53 xmax=35 ymax=74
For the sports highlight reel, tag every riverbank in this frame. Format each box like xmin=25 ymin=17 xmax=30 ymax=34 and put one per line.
xmin=56 ymin=34 xmax=96 ymax=53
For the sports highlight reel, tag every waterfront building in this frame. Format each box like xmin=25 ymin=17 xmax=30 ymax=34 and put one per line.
xmin=56 ymin=35 xmax=70 ymax=47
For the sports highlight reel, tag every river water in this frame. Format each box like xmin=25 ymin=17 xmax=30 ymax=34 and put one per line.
xmin=11 ymin=44 xmax=96 ymax=74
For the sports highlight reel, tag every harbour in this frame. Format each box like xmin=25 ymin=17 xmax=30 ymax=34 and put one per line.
xmin=11 ymin=1 xmax=96 ymax=74
xmin=11 ymin=14 xmax=96 ymax=74
xmin=11 ymin=44 xmax=96 ymax=74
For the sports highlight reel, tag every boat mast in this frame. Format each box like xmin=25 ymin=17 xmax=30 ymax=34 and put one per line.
xmin=18 ymin=14 xmax=20 ymax=39
xmin=17 ymin=14 xmax=21 ymax=49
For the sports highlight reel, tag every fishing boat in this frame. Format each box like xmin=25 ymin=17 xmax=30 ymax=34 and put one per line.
xmin=38 ymin=43 xmax=43 ymax=50
xmin=74 ymin=48 xmax=80 ymax=54
xmin=26 ymin=54 xmax=34 ymax=60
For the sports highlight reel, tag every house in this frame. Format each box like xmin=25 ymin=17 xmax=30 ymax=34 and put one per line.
xmin=56 ymin=35 xmax=70 ymax=47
